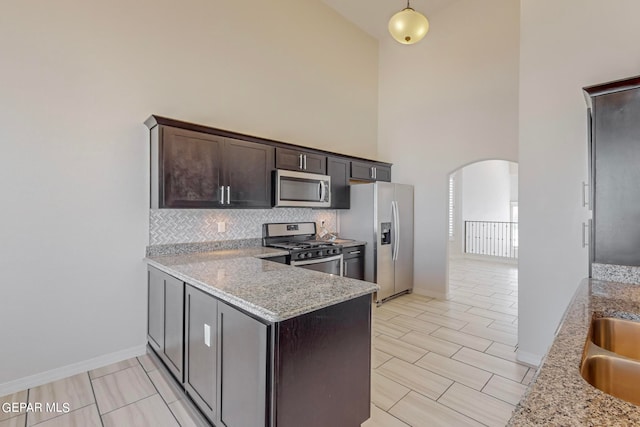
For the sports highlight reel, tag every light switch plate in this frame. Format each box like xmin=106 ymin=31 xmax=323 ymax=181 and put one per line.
xmin=204 ymin=324 xmax=211 ymax=347
xmin=218 ymin=222 xmax=226 ymax=233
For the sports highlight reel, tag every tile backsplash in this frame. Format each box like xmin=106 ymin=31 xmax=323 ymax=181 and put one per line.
xmin=149 ymin=209 xmax=337 ymax=245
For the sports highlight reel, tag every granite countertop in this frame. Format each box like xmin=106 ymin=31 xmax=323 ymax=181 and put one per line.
xmin=509 ymin=279 xmax=640 ymax=426
xmin=146 ymin=247 xmax=378 ymax=323
xmin=332 ymin=238 xmax=367 ymax=248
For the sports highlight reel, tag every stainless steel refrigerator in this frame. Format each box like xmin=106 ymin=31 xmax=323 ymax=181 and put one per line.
xmin=340 ymin=182 xmax=414 ymax=304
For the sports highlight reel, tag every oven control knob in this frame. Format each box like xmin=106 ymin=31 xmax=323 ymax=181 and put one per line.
xmin=297 ymin=253 xmax=305 ymax=259
xmin=317 ymin=250 xmax=322 ymax=256
xmin=306 ymin=253 xmax=313 ymax=258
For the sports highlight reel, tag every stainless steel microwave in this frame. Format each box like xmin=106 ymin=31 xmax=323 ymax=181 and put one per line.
xmin=274 ymin=170 xmax=331 ymax=208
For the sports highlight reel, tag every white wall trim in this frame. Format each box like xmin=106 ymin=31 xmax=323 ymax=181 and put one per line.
xmin=516 ymin=349 xmax=542 ymax=368
xmin=412 ymin=288 xmax=448 ymax=300
xmin=0 ymin=344 xmax=147 ymax=396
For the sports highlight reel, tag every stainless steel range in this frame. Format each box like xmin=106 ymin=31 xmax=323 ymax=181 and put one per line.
xmin=262 ymin=222 xmax=343 ymax=276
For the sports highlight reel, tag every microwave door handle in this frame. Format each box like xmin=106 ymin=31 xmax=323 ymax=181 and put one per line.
xmin=319 ymin=180 xmax=327 ymax=202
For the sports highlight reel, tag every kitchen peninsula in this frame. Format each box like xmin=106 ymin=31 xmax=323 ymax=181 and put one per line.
xmin=146 ymin=246 xmax=378 ymax=427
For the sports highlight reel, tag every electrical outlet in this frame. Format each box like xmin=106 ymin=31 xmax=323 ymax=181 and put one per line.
xmin=218 ymin=222 xmax=226 ymax=233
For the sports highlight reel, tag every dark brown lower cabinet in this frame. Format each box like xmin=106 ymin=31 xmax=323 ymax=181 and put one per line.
xmin=185 ymin=285 xmax=218 ymax=423
xmin=274 ymin=295 xmax=371 ymax=427
xmin=219 ymin=302 xmax=268 ymax=427
xmin=343 ymin=245 xmax=365 ymax=280
xmin=150 ymin=270 xmax=372 ymax=427
xmin=147 ymin=267 xmax=184 ymax=382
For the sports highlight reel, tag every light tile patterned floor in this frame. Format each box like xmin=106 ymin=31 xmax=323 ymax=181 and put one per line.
xmin=363 ymin=257 xmax=531 ymax=427
xmin=0 ymin=258 xmax=529 ymax=427
xmin=0 ymin=353 xmax=208 ymax=427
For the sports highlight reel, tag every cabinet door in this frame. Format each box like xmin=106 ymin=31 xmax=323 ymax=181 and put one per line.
xmin=276 ymin=147 xmax=305 ymax=171
xmin=164 ymin=275 xmax=184 ymax=381
xmin=218 ymin=302 xmax=268 ymax=427
xmin=147 ymin=267 xmax=165 ymax=353
xmin=161 ymin=127 xmax=224 ymax=208
xmin=185 ymin=285 xmax=218 ymax=423
xmin=375 ymin=165 xmax=392 ymax=182
xmin=327 ymin=157 xmax=350 ymax=209
xmin=593 ymin=90 xmax=640 ymax=266
xmin=351 ymin=161 xmax=375 ymax=181
xmin=224 ymin=138 xmax=274 ymax=208
xmin=303 ymin=152 xmax=327 ymax=174
xmin=276 ymin=147 xmax=327 ymax=174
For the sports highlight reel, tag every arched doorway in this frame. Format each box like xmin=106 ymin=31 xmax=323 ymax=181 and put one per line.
xmin=446 ymin=159 xmax=519 ymax=337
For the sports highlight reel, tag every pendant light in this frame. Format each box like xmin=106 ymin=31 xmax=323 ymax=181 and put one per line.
xmin=388 ymin=0 xmax=430 ymax=45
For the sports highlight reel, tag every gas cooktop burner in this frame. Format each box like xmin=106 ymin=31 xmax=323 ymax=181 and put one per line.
xmin=262 ymin=222 xmax=343 ymax=262
xmin=269 ymin=241 xmax=338 ymax=251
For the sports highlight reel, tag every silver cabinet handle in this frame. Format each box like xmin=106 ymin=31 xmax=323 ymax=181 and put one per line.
xmin=344 ymin=260 xmax=348 ymax=276
xmin=303 ymin=154 xmax=307 ymax=170
xmin=374 ymin=167 xmax=377 ymax=180
xmin=226 ymin=186 xmax=231 ymax=205
xmin=349 ymin=250 xmax=361 ymax=255
xmin=582 ymin=222 xmax=590 ymax=247
xmin=582 ymin=181 xmax=589 ymax=208
xmin=299 ymin=154 xmax=303 ymax=169
xmin=220 ymin=185 xmax=225 ymax=204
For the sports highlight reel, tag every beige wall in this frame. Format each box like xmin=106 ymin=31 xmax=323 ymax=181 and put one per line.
xmin=378 ymin=0 xmax=520 ymax=298
xmin=518 ymin=0 xmax=640 ymax=364
xmin=0 ymin=0 xmax=378 ymax=391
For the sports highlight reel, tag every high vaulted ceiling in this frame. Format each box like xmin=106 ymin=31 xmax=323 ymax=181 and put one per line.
xmin=321 ymin=0 xmax=459 ymax=41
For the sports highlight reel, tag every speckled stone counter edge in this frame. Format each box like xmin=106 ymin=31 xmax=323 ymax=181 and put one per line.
xmin=147 ymin=237 xmax=367 ymax=257
xmin=508 ymin=279 xmax=640 ymax=426
xmin=147 ymin=238 xmax=263 ymax=257
xmin=592 ymin=262 xmax=640 ymax=285
xmin=145 ymin=246 xmax=378 ymax=323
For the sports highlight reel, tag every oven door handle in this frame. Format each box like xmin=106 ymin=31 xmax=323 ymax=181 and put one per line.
xmin=290 ymin=253 xmax=343 ymax=268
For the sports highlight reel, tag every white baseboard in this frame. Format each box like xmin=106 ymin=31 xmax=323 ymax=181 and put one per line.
xmin=516 ymin=349 xmax=542 ymax=368
xmin=0 ymin=344 xmax=147 ymax=396
xmin=412 ymin=288 xmax=448 ymax=300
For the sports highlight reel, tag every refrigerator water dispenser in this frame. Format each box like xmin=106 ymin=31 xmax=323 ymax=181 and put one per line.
xmin=380 ymin=222 xmax=392 ymax=245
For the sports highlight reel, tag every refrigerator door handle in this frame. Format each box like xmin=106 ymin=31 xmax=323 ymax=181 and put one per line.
xmin=391 ymin=201 xmax=398 ymax=261
xmin=393 ymin=201 xmax=401 ymax=261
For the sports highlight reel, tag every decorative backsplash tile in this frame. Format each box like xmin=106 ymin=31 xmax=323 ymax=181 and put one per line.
xmin=149 ymin=209 xmax=337 ymax=245
xmin=592 ymin=263 xmax=640 ymax=285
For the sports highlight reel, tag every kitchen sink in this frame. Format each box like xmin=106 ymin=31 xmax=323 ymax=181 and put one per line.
xmin=581 ymin=316 xmax=640 ymax=405
xmin=590 ymin=317 xmax=640 ymax=360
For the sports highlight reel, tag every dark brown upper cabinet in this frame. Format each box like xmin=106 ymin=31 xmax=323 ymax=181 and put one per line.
xmin=145 ymin=115 xmax=392 ymax=209
xmin=584 ymin=75 xmax=640 ymax=267
xmin=276 ymin=147 xmax=326 ymax=175
xmin=223 ymin=138 xmax=274 ymax=208
xmin=149 ymin=125 xmax=273 ymax=209
xmin=327 ymin=156 xmax=350 ymax=209
xmin=351 ymin=161 xmax=392 ymax=182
